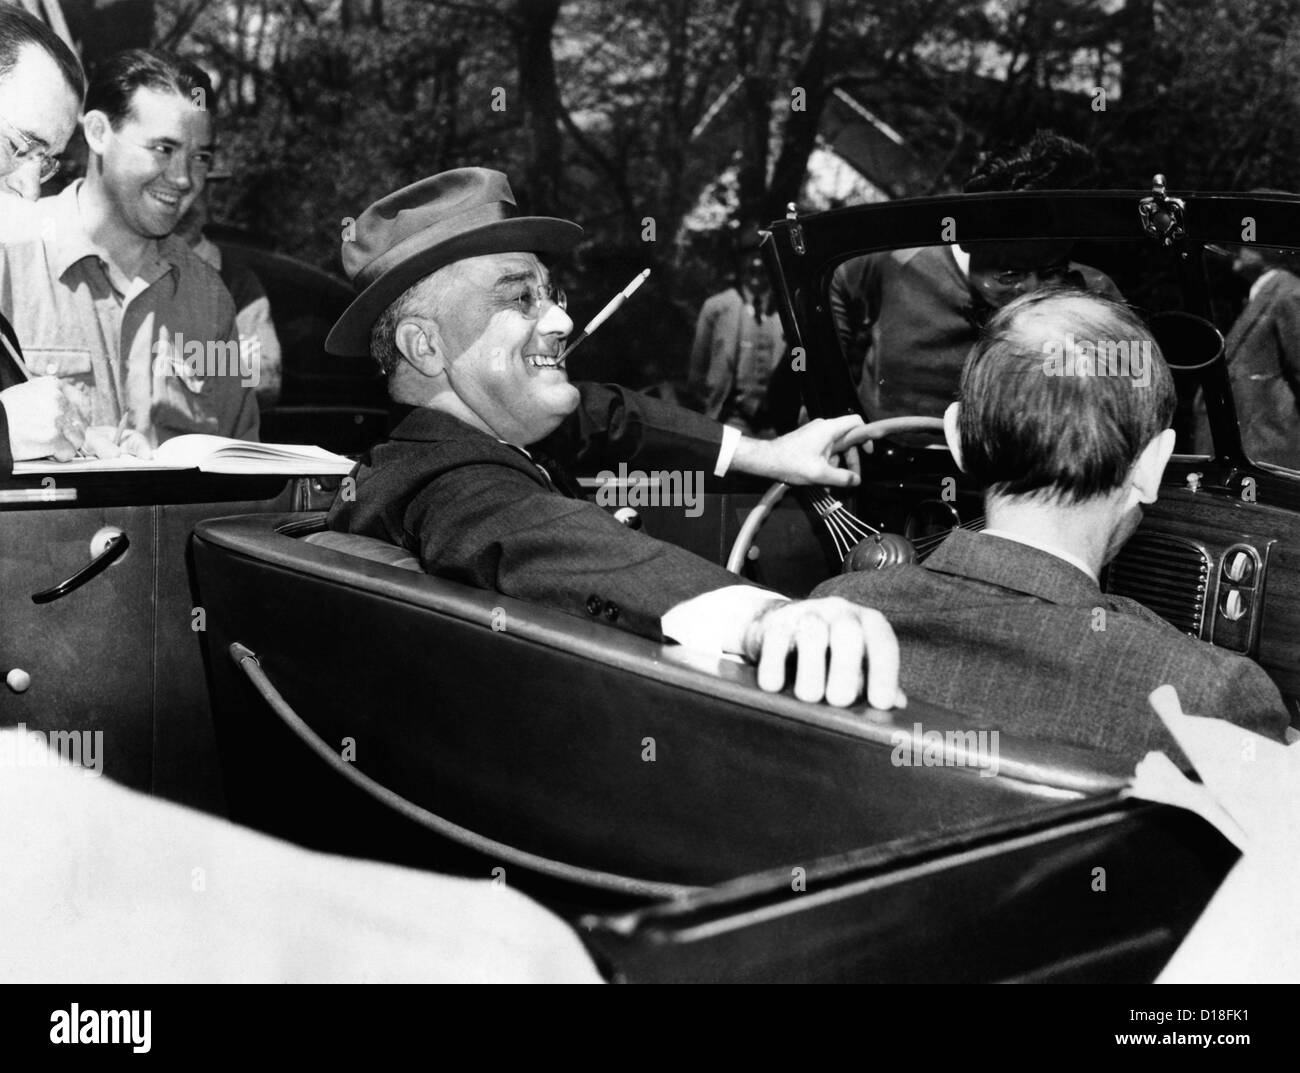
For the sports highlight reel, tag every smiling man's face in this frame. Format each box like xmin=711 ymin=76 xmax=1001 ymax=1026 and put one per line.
xmin=88 ymin=86 xmax=213 ymax=239
xmin=428 ymin=252 xmax=578 ymax=445
xmin=0 ymin=44 xmax=80 ymax=200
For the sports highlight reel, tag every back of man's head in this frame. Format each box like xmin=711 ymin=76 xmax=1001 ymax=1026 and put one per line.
xmin=86 ymin=48 xmax=215 ymax=127
xmin=957 ymin=290 xmax=1175 ymax=504
xmin=0 ymin=6 xmax=84 ymax=100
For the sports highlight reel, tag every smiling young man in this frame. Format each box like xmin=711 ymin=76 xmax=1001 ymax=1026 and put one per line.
xmin=0 ymin=5 xmax=94 ymax=471
xmin=326 ymin=169 xmax=905 ymax=709
xmin=0 ymin=48 xmax=258 ymax=452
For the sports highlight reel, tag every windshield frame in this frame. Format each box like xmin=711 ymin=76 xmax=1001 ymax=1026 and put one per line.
xmin=762 ymin=187 xmax=1300 ymax=478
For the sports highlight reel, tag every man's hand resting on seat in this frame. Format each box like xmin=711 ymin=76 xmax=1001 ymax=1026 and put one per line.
xmin=743 ymin=596 xmax=906 ymax=710
xmin=732 ymin=414 xmax=868 ymax=488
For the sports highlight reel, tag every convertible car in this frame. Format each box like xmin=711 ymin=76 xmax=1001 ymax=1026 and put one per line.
xmin=2 ymin=180 xmax=1296 ymax=983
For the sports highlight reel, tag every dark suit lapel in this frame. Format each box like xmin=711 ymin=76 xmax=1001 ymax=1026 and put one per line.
xmin=386 ymin=405 xmax=581 ymax=498
xmin=524 ymin=446 xmax=584 ymax=498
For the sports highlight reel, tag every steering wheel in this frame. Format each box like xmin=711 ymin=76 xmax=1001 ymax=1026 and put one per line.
xmin=726 ymin=415 xmax=948 ymax=575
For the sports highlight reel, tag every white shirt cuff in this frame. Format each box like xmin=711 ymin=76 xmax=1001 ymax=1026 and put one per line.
xmin=661 ymin=585 xmax=788 ymax=657
xmin=713 ymin=425 xmax=742 ymax=478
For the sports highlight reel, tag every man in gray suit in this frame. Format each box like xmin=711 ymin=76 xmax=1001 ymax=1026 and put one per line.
xmin=818 ymin=289 xmax=1291 ymax=763
xmin=1221 ymin=242 xmax=1300 ymax=470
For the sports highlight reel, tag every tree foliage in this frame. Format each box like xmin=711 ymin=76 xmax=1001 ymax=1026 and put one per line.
xmin=140 ymin=0 xmax=1300 ymax=385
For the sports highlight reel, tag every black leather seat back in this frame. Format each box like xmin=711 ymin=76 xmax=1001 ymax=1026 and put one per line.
xmin=193 ymin=513 xmax=1131 ymax=900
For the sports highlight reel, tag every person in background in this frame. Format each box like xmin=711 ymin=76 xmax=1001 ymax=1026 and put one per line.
xmin=175 ymin=172 xmax=283 ymax=409
xmin=0 ymin=4 xmax=93 ymax=470
xmin=830 ymin=130 xmax=1120 ymax=423
xmin=685 ymin=227 xmax=786 ymax=437
xmin=1216 ymin=234 xmax=1300 ymax=470
xmin=0 ymin=48 xmax=258 ymax=452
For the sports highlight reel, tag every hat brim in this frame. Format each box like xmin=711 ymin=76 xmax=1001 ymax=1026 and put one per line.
xmin=325 ymin=217 xmax=583 ymax=356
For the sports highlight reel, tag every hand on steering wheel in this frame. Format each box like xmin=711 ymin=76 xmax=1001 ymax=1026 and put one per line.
xmin=727 ymin=415 xmax=946 ymax=574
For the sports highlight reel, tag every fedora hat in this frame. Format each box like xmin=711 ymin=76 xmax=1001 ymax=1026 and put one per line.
xmin=325 ymin=168 xmax=583 ymax=356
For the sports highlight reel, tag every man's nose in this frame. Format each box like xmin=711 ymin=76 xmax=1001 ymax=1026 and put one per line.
xmin=165 ymin=152 xmax=197 ymax=188
xmin=537 ymin=301 xmax=572 ymax=338
xmin=2 ymin=159 xmax=42 ymax=201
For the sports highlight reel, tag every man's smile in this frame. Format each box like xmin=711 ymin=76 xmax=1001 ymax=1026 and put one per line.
xmin=147 ymin=187 xmax=184 ymax=211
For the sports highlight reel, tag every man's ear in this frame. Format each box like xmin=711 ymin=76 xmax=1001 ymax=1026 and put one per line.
xmin=1129 ymin=427 xmax=1177 ymax=505
xmin=394 ymin=319 xmax=445 ymax=377
xmin=81 ymin=111 xmax=111 ymax=155
xmin=942 ymin=401 xmax=967 ymax=472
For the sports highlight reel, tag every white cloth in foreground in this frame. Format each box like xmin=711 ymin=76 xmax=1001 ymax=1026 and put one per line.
xmin=0 ymin=729 xmax=600 ymax=983
xmin=1129 ymin=685 xmax=1300 ymax=983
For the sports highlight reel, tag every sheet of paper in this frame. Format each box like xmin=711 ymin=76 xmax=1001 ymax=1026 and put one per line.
xmin=1145 ymin=684 xmax=1300 ymax=843
xmin=1130 ymin=685 xmax=1300 ymax=983
xmin=1158 ymin=851 xmax=1300 ymax=983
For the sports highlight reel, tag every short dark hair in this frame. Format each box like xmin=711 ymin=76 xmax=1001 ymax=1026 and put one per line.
xmin=958 ymin=290 xmax=1176 ymax=503
xmin=964 ymin=130 xmax=1095 ymax=193
xmin=86 ymin=49 xmax=215 ymax=128
xmin=0 ymin=6 xmax=85 ymax=101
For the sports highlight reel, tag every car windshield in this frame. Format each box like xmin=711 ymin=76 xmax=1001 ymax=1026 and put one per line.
xmin=825 ymin=232 xmax=1300 ymax=473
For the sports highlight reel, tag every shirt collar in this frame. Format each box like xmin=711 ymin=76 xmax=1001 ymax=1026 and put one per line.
xmin=950 ymin=244 xmax=971 ymax=279
xmin=1250 ymin=268 xmax=1280 ymax=303
xmin=924 ymin=529 xmax=1103 ymax=606
xmin=47 ymin=179 xmax=181 ymax=294
xmin=192 ymin=235 xmax=223 ymax=271
xmin=46 ymin=181 xmax=99 ymax=280
xmin=977 ymin=527 xmax=1099 ymax=582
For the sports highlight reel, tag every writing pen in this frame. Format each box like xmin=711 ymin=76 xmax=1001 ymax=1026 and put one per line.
xmin=562 ymin=268 xmax=651 ymax=361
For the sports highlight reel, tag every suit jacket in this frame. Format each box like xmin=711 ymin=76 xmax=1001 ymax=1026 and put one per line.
xmin=1224 ymin=269 xmax=1300 ymax=470
xmin=686 ymin=287 xmax=785 ymax=435
xmin=0 ymin=310 xmax=24 ymax=472
xmin=814 ymin=529 xmax=1290 ymax=765
xmin=327 ymin=383 xmax=749 ymax=641
xmin=829 ymin=247 xmax=1121 ymax=422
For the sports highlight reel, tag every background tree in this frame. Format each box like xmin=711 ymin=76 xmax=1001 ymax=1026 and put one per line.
xmin=107 ymin=0 xmax=1300 ymax=387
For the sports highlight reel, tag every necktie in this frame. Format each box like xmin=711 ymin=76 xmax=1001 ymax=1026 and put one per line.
xmin=506 ymin=444 xmax=582 ymax=499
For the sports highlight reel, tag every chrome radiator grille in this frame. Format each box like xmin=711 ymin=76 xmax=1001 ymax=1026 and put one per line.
xmin=1104 ymin=532 xmax=1211 ymax=638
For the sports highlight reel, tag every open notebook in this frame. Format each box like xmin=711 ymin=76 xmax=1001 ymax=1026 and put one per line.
xmin=13 ymin=435 xmax=356 ymax=476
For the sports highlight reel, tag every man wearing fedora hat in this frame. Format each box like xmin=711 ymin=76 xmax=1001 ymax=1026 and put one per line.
xmin=325 ymin=167 xmax=905 ymax=710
